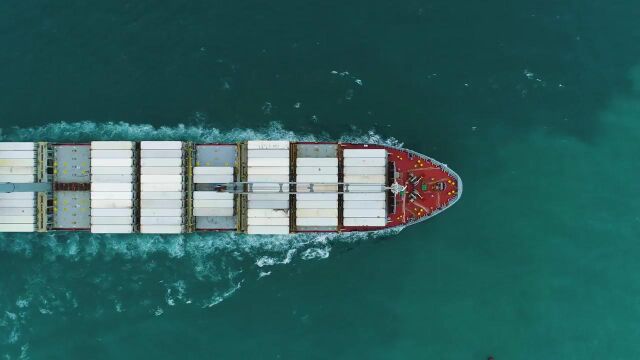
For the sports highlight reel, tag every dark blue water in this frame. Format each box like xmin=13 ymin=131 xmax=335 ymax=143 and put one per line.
xmin=1 ymin=1 xmax=640 ymax=359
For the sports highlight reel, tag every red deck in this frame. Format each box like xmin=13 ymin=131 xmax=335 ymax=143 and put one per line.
xmin=340 ymin=144 xmax=460 ymax=231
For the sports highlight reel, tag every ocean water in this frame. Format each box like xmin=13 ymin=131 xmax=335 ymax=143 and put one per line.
xmin=1 ymin=1 xmax=639 ymax=359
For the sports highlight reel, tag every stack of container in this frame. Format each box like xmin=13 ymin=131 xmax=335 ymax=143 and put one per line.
xmin=0 ymin=142 xmax=36 ymax=232
xmin=90 ymin=141 xmax=136 ymax=233
xmin=246 ymin=141 xmax=290 ymax=234
xmin=295 ymin=156 xmax=339 ymax=229
xmin=193 ymin=166 xmax=234 ymax=218
xmin=140 ymin=141 xmax=184 ymax=234
xmin=343 ymin=148 xmax=387 ymax=227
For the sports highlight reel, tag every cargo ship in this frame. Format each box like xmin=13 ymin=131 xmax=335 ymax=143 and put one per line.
xmin=0 ymin=141 xmax=461 ymax=234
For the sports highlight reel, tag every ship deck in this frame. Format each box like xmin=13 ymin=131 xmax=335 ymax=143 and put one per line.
xmin=0 ymin=141 xmax=461 ymax=234
xmin=340 ymin=144 xmax=461 ymax=231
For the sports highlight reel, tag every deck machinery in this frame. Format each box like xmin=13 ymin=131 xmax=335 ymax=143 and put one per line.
xmin=0 ymin=141 xmax=461 ymax=234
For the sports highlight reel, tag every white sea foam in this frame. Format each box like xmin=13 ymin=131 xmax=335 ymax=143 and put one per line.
xmin=300 ymin=247 xmax=330 ymax=260
xmin=0 ymin=121 xmax=403 ymax=349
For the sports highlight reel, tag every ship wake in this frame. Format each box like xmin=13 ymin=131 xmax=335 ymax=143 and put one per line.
xmin=0 ymin=120 xmax=402 ymax=354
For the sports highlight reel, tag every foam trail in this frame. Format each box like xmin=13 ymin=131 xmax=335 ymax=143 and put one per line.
xmin=0 ymin=121 xmax=403 ymax=352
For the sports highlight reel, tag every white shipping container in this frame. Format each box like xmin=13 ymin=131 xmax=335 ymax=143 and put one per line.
xmin=0 ymin=151 xmax=35 ymax=159
xmin=91 ymin=208 xmax=133 ymax=217
xmin=141 ymin=191 xmax=183 ymax=200
xmin=142 ymin=167 xmax=184 ymax=175
xmin=251 ymin=183 xmax=283 ymax=192
xmin=140 ymin=199 xmax=183 ymax=209
xmin=90 ymin=166 xmax=133 ymax=175
xmin=248 ymin=217 xmax=289 ymax=226
xmin=0 ymin=192 xmax=35 ymax=199
xmin=343 ymin=166 xmax=386 ymax=175
xmin=343 ymin=200 xmax=385 ymax=209
xmin=295 ymin=166 xmax=338 ymax=175
xmin=140 ymin=208 xmax=183 ymax=217
xmin=91 ymin=174 xmax=134 ymax=183
xmin=140 ymin=174 xmax=183 ymax=183
xmin=246 ymin=166 xmax=289 ymax=175
xmin=90 ymin=199 xmax=133 ymax=209
xmin=0 ymin=175 xmax=35 ymax=183
xmin=247 ymin=225 xmax=289 ymax=234
xmin=90 ymin=192 xmax=133 ymax=200
xmin=141 ymin=183 xmax=183 ymax=192
xmin=91 ymin=224 xmax=133 ymax=233
xmin=296 ymin=217 xmax=337 ymax=226
xmin=91 ymin=141 xmax=134 ymax=150
xmin=193 ymin=191 xmax=234 ymax=200
xmin=344 ymin=175 xmax=386 ymax=184
xmin=247 ymin=209 xmax=289 ymax=218
xmin=248 ymin=200 xmax=289 ymax=209
xmin=296 ymin=158 xmax=338 ymax=167
xmin=193 ymin=207 xmax=234 ymax=217
xmin=90 ymin=150 xmax=133 ymax=158
xmin=0 ymin=159 xmax=35 ymax=167
xmin=0 ymin=142 xmax=35 ymax=151
xmin=343 ymin=149 xmax=387 ymax=158
xmin=343 ymin=192 xmax=386 ymax=201
xmin=91 ymin=216 xmax=133 ymax=225
xmin=344 ymin=209 xmax=386 ymax=218
xmin=247 ymin=158 xmax=289 ymax=167
xmin=193 ymin=174 xmax=233 ymax=184
xmin=0 ymin=208 xmax=35 ymax=216
xmin=140 ymin=141 xmax=183 ymax=150
xmin=247 ymin=140 xmax=289 ymax=150
xmin=0 ymin=200 xmax=35 ymax=207
xmin=296 ymin=193 xmax=338 ymax=201
xmin=296 ymin=209 xmax=338 ymax=218
xmin=0 ymin=216 xmax=35 ymax=224
xmin=343 ymin=218 xmax=386 ymax=227
xmin=141 ymin=149 xmax=182 ymax=158
xmin=91 ymin=158 xmax=133 ymax=167
xmin=344 ymin=158 xmax=386 ymax=167
xmin=141 ymin=158 xmax=182 ymax=167
xmin=193 ymin=167 xmax=234 ymax=175
xmin=194 ymin=199 xmax=234 ymax=208
xmin=0 ymin=224 xmax=35 ymax=232
xmin=140 ymin=225 xmax=184 ymax=234
xmin=0 ymin=166 xmax=35 ymax=175
xmin=296 ymin=174 xmax=338 ymax=183
xmin=248 ymin=174 xmax=290 ymax=182
xmin=295 ymin=201 xmax=336 ymax=209
xmin=248 ymin=193 xmax=288 ymax=201
xmin=140 ymin=217 xmax=183 ymax=225
xmin=92 ymin=183 xmax=133 ymax=192
xmin=247 ymin=149 xmax=289 ymax=158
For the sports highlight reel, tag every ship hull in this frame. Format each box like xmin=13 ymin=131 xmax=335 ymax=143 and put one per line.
xmin=0 ymin=141 xmax=461 ymax=234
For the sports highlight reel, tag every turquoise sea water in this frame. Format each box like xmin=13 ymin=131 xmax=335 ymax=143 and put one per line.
xmin=1 ymin=1 xmax=640 ymax=359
